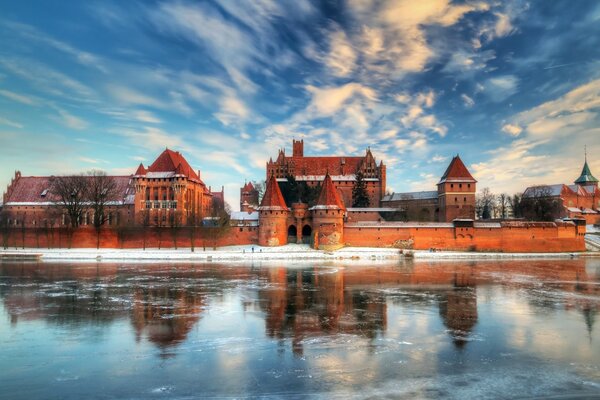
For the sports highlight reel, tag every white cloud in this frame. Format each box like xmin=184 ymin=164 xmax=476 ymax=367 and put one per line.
xmin=0 ymin=117 xmax=23 ymax=129
xmin=507 ymin=79 xmax=600 ymax=138
xmin=54 ymin=108 xmax=88 ymax=130
xmin=0 ymin=89 xmax=39 ymax=105
xmin=326 ymin=28 xmax=357 ymax=77
xmin=461 ymin=93 xmax=475 ymax=108
xmin=133 ymin=110 xmax=162 ymax=124
xmin=502 ymin=123 xmax=522 ymax=136
xmin=484 ymin=75 xmax=519 ymax=102
xmin=304 ymin=83 xmax=377 ymax=116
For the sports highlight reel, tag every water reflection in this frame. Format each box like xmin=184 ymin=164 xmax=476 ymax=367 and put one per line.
xmin=1 ymin=260 xmax=598 ymax=351
xmin=0 ymin=259 xmax=599 ymax=398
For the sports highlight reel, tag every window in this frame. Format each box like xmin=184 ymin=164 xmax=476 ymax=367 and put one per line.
xmin=459 ymin=184 xmax=462 ymax=189
xmin=40 ymin=189 xmax=48 ymax=197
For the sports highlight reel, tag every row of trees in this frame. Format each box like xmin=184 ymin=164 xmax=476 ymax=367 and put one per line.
xmin=476 ymin=186 xmax=561 ymax=221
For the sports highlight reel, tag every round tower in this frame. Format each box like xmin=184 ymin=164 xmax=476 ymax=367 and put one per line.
xmin=310 ymin=173 xmax=345 ymax=250
xmin=258 ymin=174 xmax=290 ymax=246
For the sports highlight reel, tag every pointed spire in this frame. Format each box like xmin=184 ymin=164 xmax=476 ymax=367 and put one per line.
xmin=134 ymin=163 xmax=146 ymax=176
xmin=258 ymin=174 xmax=288 ymax=211
xmin=574 ymin=149 xmax=598 ymax=185
xmin=313 ymin=172 xmax=345 ymax=210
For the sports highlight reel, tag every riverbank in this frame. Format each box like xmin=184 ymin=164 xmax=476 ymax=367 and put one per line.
xmin=0 ymin=244 xmax=594 ymax=262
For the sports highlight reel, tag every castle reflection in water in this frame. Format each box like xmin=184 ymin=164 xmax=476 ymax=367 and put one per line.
xmin=0 ymin=260 xmax=598 ymax=356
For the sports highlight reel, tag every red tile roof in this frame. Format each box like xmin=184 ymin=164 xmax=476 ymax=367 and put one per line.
xmin=134 ymin=163 xmax=146 ymax=176
xmin=289 ymin=156 xmax=365 ymax=176
xmin=242 ymin=181 xmax=255 ymax=192
xmin=4 ymin=176 xmax=133 ymax=204
xmin=438 ymin=155 xmax=476 ymax=183
xmin=259 ymin=174 xmax=288 ymax=210
xmin=314 ymin=173 xmax=345 ymax=210
xmin=147 ymin=149 xmax=200 ymax=181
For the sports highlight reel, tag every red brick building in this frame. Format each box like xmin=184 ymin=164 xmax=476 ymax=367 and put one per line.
xmin=381 ymin=155 xmax=476 ymax=222
xmin=1 ymin=148 xmax=224 ymax=228
xmin=132 ymin=149 xmax=223 ymax=226
xmin=240 ymin=181 xmax=259 ymax=212
xmin=266 ymin=139 xmax=386 ymax=207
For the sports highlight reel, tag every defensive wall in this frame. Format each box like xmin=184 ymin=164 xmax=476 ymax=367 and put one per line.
xmin=0 ymin=219 xmax=586 ymax=253
xmin=342 ymin=219 xmax=586 ymax=253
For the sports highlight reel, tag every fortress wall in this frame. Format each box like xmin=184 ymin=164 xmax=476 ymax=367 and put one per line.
xmin=343 ymin=223 xmax=585 ymax=253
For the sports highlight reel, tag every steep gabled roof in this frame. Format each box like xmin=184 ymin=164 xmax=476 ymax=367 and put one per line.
xmin=438 ymin=155 xmax=476 ymax=184
xmin=242 ymin=181 xmax=255 ymax=192
xmin=147 ymin=149 xmax=200 ymax=181
xmin=134 ymin=163 xmax=146 ymax=176
xmin=312 ymin=172 xmax=345 ymax=210
xmin=258 ymin=174 xmax=288 ymax=211
xmin=574 ymin=160 xmax=598 ymax=185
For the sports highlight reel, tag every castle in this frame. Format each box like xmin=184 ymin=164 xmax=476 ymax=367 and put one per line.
xmin=0 ymin=140 xmax=589 ymax=253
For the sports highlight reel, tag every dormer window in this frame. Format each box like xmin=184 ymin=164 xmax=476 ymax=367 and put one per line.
xmin=40 ymin=189 xmax=48 ymax=197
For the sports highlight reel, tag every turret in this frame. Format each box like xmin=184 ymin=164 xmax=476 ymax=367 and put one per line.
xmin=310 ymin=172 xmax=345 ymax=250
xmin=574 ymin=152 xmax=598 ymax=188
xmin=257 ymin=174 xmax=290 ymax=246
xmin=437 ymin=155 xmax=477 ymax=222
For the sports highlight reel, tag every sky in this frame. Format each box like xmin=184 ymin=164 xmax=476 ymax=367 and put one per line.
xmin=0 ymin=0 xmax=599 ymax=210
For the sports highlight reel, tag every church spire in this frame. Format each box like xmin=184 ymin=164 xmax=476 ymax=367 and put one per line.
xmin=575 ymin=147 xmax=598 ymax=187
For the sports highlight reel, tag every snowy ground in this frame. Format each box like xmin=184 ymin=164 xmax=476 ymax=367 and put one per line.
xmin=0 ymin=243 xmax=591 ymax=262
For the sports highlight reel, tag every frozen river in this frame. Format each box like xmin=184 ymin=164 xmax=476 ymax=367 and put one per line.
xmin=0 ymin=258 xmax=599 ymax=399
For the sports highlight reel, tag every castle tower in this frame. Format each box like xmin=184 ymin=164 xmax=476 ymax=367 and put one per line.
xmin=574 ymin=151 xmax=598 ymax=188
xmin=293 ymin=139 xmax=304 ymax=157
xmin=310 ymin=172 xmax=345 ymax=250
xmin=437 ymin=155 xmax=477 ymax=222
xmin=240 ymin=181 xmax=259 ymax=212
xmin=257 ymin=174 xmax=290 ymax=246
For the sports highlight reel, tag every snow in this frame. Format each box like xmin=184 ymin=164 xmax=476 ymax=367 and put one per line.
xmin=0 ymin=244 xmax=590 ymax=262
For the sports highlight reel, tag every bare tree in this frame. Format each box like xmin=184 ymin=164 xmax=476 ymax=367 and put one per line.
xmin=520 ymin=186 xmax=561 ymax=221
xmin=497 ymin=193 xmax=509 ymax=219
xmin=86 ymin=170 xmax=119 ymax=249
xmin=252 ymin=180 xmax=266 ymax=203
xmin=204 ymin=199 xmax=231 ymax=250
xmin=49 ymin=175 xmax=89 ymax=228
xmin=476 ymin=187 xmax=496 ymax=219
xmin=509 ymin=193 xmax=523 ymax=218
xmin=0 ymin=209 xmax=10 ymax=250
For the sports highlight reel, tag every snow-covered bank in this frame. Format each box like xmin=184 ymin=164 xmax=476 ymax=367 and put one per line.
xmin=0 ymin=244 xmax=592 ymax=262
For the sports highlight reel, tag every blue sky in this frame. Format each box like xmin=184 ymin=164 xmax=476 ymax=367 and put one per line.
xmin=0 ymin=0 xmax=599 ymax=209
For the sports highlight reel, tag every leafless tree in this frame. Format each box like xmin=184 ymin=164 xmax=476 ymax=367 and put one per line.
xmin=520 ymin=186 xmax=561 ymax=221
xmin=138 ymin=208 xmax=151 ymax=250
xmin=49 ymin=175 xmax=89 ymax=228
xmin=0 ymin=209 xmax=10 ymax=249
xmin=476 ymin=187 xmax=496 ymax=219
xmin=168 ymin=210 xmax=183 ymax=249
xmin=86 ymin=170 xmax=119 ymax=249
xmin=497 ymin=193 xmax=509 ymax=219
xmin=204 ymin=199 xmax=231 ymax=250
xmin=252 ymin=180 xmax=266 ymax=203
xmin=509 ymin=193 xmax=523 ymax=218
